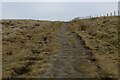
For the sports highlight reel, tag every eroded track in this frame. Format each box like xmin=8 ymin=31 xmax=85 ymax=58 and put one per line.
xmin=41 ymin=23 xmax=104 ymax=78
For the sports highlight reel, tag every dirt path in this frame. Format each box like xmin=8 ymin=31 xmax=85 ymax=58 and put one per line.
xmin=41 ymin=23 xmax=103 ymax=78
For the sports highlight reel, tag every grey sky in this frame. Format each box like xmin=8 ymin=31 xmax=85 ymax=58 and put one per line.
xmin=2 ymin=2 xmax=118 ymax=21
xmin=1 ymin=0 xmax=119 ymax=2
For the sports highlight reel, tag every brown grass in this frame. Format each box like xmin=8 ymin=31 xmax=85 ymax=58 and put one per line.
xmin=2 ymin=20 xmax=60 ymax=78
xmin=1 ymin=16 xmax=118 ymax=78
xmin=69 ymin=16 xmax=118 ymax=78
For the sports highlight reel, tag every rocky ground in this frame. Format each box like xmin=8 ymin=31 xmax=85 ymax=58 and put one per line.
xmin=1 ymin=16 xmax=118 ymax=79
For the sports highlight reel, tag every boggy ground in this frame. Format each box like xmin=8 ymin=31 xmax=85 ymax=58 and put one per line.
xmin=1 ymin=16 xmax=118 ymax=79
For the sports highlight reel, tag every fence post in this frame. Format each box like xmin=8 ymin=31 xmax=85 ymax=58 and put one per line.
xmin=90 ymin=15 xmax=91 ymax=18
xmin=118 ymin=11 xmax=119 ymax=16
xmin=110 ymin=13 xmax=112 ymax=16
xmin=114 ymin=11 xmax=116 ymax=16
xmin=107 ymin=13 xmax=109 ymax=16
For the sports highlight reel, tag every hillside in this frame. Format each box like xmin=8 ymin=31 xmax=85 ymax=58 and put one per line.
xmin=1 ymin=16 xmax=118 ymax=79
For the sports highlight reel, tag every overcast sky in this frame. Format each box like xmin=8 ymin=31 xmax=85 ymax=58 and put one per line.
xmin=1 ymin=0 xmax=119 ymax=2
xmin=2 ymin=2 xmax=118 ymax=21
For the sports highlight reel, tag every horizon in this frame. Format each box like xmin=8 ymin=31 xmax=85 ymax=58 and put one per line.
xmin=2 ymin=2 xmax=118 ymax=21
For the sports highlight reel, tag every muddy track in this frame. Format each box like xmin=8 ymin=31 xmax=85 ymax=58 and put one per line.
xmin=41 ymin=23 xmax=104 ymax=78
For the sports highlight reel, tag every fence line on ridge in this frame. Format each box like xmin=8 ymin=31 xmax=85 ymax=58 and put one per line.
xmin=73 ymin=11 xmax=119 ymax=20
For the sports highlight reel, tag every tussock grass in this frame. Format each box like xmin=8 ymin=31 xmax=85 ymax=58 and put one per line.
xmin=1 ymin=17 xmax=118 ymax=78
xmin=69 ymin=16 xmax=118 ymax=78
